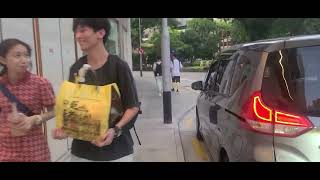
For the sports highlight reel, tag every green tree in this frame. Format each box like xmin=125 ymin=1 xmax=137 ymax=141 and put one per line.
xmin=169 ymin=28 xmax=185 ymax=58
xmin=234 ymin=18 xmax=276 ymax=41
xmin=143 ymin=27 xmax=189 ymax=64
xmin=211 ymin=18 xmax=320 ymax=48
xmin=144 ymin=30 xmax=161 ymax=64
xmin=131 ymin=18 xmax=140 ymax=50
xmin=303 ymin=18 xmax=320 ymax=34
xmin=140 ymin=18 xmax=179 ymax=29
xmin=131 ymin=18 xmax=180 ymax=67
xmin=131 ymin=18 xmax=179 ymax=49
xmin=230 ymin=20 xmax=250 ymax=43
xmin=268 ymin=18 xmax=305 ymax=38
xmin=230 ymin=18 xmax=320 ymax=42
xmin=181 ymin=18 xmax=218 ymax=60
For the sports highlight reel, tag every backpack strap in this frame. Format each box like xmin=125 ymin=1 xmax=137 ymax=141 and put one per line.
xmin=0 ymin=83 xmax=35 ymax=116
xmin=133 ymin=125 xmax=141 ymax=145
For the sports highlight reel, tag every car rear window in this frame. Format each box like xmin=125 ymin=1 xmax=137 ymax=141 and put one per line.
xmin=262 ymin=46 xmax=320 ymax=117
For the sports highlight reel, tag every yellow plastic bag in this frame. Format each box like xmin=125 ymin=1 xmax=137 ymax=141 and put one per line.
xmin=55 ymin=81 xmax=123 ymax=141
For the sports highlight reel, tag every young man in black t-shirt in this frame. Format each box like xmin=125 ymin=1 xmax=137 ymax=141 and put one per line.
xmin=53 ymin=18 xmax=140 ymax=162
xmin=152 ymin=56 xmax=162 ymax=96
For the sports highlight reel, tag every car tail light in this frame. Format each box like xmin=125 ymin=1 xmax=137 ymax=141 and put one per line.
xmin=241 ymin=91 xmax=313 ymax=137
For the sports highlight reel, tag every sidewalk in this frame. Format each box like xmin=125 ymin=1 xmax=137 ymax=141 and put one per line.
xmin=132 ymin=71 xmax=198 ymax=162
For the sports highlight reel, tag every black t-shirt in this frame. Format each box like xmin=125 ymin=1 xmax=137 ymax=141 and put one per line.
xmin=68 ymin=54 xmax=140 ymax=161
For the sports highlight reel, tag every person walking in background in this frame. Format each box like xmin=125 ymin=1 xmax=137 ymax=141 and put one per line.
xmin=153 ymin=56 xmax=162 ymax=96
xmin=170 ymin=58 xmax=174 ymax=92
xmin=170 ymin=52 xmax=183 ymax=93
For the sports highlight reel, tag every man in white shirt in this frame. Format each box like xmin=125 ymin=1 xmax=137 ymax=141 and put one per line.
xmin=170 ymin=52 xmax=183 ymax=92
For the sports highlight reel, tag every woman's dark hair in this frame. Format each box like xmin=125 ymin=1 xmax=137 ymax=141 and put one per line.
xmin=73 ymin=18 xmax=111 ymax=44
xmin=0 ymin=38 xmax=31 ymax=75
xmin=0 ymin=38 xmax=31 ymax=58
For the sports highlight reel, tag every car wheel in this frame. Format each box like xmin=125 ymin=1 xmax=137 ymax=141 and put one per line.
xmin=196 ymin=107 xmax=204 ymax=141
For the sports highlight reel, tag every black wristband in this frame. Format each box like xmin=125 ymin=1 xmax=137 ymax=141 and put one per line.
xmin=114 ymin=125 xmax=122 ymax=137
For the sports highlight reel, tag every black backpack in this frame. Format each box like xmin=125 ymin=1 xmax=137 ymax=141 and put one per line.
xmin=111 ymin=58 xmax=142 ymax=145
xmin=155 ymin=63 xmax=162 ymax=76
xmin=123 ymin=102 xmax=142 ymax=145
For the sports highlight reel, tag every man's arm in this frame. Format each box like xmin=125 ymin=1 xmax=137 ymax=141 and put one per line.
xmin=115 ymin=107 xmax=139 ymax=129
xmin=153 ymin=62 xmax=156 ymax=71
xmin=91 ymin=106 xmax=139 ymax=148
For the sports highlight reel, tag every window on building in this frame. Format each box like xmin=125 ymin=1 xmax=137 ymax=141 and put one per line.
xmin=105 ymin=19 xmax=120 ymax=56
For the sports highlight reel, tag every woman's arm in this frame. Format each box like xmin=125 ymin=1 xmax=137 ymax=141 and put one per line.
xmin=32 ymin=106 xmax=55 ymax=125
xmin=9 ymin=105 xmax=55 ymax=136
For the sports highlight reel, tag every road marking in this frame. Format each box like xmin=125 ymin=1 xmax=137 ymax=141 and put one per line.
xmin=192 ymin=137 xmax=209 ymax=161
xmin=185 ymin=117 xmax=193 ymax=129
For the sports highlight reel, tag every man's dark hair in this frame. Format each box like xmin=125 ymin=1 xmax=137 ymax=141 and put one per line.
xmin=170 ymin=50 xmax=176 ymax=57
xmin=170 ymin=53 xmax=176 ymax=59
xmin=73 ymin=18 xmax=111 ymax=44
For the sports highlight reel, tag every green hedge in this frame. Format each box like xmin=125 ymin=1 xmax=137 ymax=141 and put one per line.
xmin=182 ymin=66 xmax=208 ymax=72
xmin=192 ymin=61 xmax=201 ymax=66
xmin=191 ymin=60 xmax=212 ymax=67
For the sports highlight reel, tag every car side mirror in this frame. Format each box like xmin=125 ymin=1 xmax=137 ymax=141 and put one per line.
xmin=191 ymin=81 xmax=203 ymax=91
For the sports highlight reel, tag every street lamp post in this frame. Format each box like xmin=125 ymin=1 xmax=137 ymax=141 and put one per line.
xmin=138 ymin=18 xmax=143 ymax=77
xmin=161 ymin=18 xmax=172 ymax=124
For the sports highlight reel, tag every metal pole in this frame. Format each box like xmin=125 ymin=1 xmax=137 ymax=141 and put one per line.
xmin=161 ymin=18 xmax=172 ymax=124
xmin=0 ymin=18 xmax=3 ymax=42
xmin=138 ymin=18 xmax=143 ymax=77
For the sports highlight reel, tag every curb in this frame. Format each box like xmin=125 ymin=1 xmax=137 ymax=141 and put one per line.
xmin=175 ymin=105 xmax=197 ymax=162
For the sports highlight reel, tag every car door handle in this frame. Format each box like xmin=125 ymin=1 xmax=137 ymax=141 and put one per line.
xmin=209 ymin=105 xmax=220 ymax=124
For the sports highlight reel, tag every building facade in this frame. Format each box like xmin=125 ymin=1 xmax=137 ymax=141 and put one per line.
xmin=0 ymin=18 xmax=132 ymax=161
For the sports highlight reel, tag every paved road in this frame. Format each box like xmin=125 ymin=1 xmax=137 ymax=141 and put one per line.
xmin=133 ymin=71 xmax=210 ymax=162
xmin=178 ymin=72 xmax=211 ymax=162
